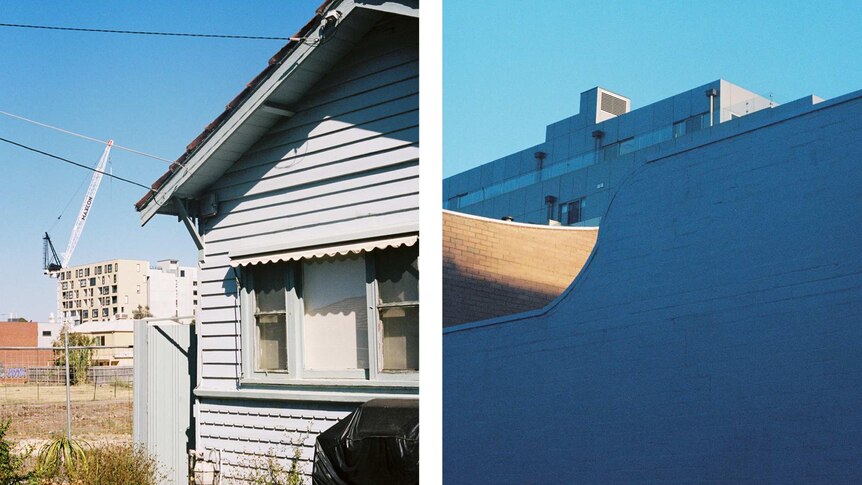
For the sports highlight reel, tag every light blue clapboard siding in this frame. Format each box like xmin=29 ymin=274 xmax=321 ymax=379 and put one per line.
xmin=197 ymin=400 xmax=355 ymax=481
xmin=191 ymin=12 xmax=418 ymax=479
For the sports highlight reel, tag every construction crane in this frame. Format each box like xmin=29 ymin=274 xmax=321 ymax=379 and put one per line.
xmin=43 ymin=140 xmax=113 ymax=274
xmin=43 ymin=141 xmax=113 ymax=323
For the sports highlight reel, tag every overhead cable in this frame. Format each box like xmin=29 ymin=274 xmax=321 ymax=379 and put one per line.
xmin=0 ymin=110 xmax=173 ymax=163
xmin=0 ymin=22 xmax=290 ymax=40
xmin=0 ymin=136 xmax=152 ymax=190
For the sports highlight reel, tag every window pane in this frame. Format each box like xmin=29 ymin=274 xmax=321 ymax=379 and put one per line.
xmin=256 ymin=313 xmax=287 ymax=371
xmin=254 ymin=264 xmax=286 ymax=313
xmin=376 ymin=245 xmax=419 ymax=303
xmin=302 ymin=255 xmax=368 ymax=371
xmin=381 ymin=306 xmax=419 ymax=371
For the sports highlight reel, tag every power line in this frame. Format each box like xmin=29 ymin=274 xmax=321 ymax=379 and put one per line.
xmin=0 ymin=136 xmax=152 ymax=191
xmin=0 ymin=110 xmax=173 ymax=163
xmin=0 ymin=22 xmax=292 ymax=40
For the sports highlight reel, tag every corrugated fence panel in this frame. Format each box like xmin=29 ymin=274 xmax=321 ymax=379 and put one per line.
xmin=133 ymin=321 xmax=195 ymax=484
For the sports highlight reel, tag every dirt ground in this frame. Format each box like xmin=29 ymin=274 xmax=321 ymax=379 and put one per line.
xmin=0 ymin=384 xmax=132 ymax=448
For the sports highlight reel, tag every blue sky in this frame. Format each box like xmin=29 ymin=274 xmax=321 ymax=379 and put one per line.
xmin=0 ymin=1 xmax=322 ymax=321
xmin=443 ymin=0 xmax=862 ymax=177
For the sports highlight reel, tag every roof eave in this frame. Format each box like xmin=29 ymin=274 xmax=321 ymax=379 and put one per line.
xmin=135 ymin=0 xmax=352 ymax=225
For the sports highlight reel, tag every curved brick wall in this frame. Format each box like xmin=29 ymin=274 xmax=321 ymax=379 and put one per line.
xmin=442 ymin=210 xmax=597 ymax=327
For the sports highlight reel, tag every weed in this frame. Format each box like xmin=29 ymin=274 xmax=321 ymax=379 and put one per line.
xmin=0 ymin=419 xmax=33 ymax=484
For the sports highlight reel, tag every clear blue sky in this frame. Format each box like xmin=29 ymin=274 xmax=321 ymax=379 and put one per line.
xmin=443 ymin=0 xmax=862 ymax=178
xmin=0 ymin=1 xmax=322 ymax=322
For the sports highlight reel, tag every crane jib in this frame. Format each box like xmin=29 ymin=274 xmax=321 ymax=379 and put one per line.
xmin=80 ymin=197 xmax=93 ymax=221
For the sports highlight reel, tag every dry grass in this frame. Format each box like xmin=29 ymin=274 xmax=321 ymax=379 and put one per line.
xmin=0 ymin=383 xmax=132 ymax=405
xmin=0 ymin=385 xmax=132 ymax=451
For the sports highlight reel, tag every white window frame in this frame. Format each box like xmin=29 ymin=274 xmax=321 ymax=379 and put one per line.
xmin=238 ymin=246 xmax=419 ymax=387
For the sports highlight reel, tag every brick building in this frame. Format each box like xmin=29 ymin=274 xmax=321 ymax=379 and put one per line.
xmin=443 ymin=210 xmax=597 ymax=326
xmin=0 ymin=321 xmax=54 ymax=381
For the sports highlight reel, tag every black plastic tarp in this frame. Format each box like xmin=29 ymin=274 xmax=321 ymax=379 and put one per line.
xmin=312 ymin=398 xmax=419 ymax=485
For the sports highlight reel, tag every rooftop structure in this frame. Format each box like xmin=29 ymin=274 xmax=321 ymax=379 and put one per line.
xmin=443 ymin=80 xmax=795 ymax=226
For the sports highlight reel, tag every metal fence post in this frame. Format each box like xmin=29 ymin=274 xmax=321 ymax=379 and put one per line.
xmin=64 ymin=328 xmax=72 ymax=441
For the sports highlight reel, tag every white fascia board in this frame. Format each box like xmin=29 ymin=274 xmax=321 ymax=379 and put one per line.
xmin=356 ymin=0 xmax=418 ymax=18
xmin=139 ymin=0 xmax=358 ymax=226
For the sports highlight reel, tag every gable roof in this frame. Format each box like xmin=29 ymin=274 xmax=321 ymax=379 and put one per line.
xmin=135 ymin=0 xmax=418 ymax=224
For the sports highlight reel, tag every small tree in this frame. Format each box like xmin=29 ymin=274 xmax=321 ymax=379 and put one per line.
xmin=53 ymin=326 xmax=95 ymax=385
xmin=132 ymin=305 xmax=153 ymax=319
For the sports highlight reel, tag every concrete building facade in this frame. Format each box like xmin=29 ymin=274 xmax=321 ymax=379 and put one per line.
xmin=58 ymin=258 xmax=198 ymax=324
xmin=443 ymin=80 xmax=780 ymax=226
xmin=70 ymin=319 xmax=134 ymax=366
xmin=37 ymin=321 xmax=62 ymax=347
xmin=147 ymin=259 xmax=198 ymax=319
xmin=58 ymin=259 xmax=149 ymax=323
xmin=444 ymin=86 xmax=862 ymax=483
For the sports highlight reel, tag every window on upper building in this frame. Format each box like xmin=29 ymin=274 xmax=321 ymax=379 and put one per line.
xmin=559 ymin=199 xmax=584 ymax=226
xmin=180 ymin=270 xmax=185 ymax=277
xmin=601 ymin=142 xmax=619 ymax=161
xmin=240 ymin=242 xmax=419 ymax=382
xmin=42 ymin=330 xmax=51 ymax=337
xmin=445 ymin=194 xmax=465 ymax=210
xmin=106 ymin=264 xmax=113 ymax=273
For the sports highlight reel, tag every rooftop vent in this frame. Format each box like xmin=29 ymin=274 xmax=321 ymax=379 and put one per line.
xmin=600 ymin=92 xmax=627 ymax=116
xmin=581 ymin=87 xmax=630 ymax=124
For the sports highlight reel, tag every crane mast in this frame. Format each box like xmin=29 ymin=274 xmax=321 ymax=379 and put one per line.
xmin=61 ymin=140 xmax=113 ymax=268
xmin=43 ymin=140 xmax=113 ymax=325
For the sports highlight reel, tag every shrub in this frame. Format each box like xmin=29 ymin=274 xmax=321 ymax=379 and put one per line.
xmin=245 ymin=448 xmax=304 ymax=485
xmin=36 ymin=435 xmax=88 ymax=479
xmin=0 ymin=419 xmax=33 ymax=484
xmin=72 ymin=444 xmax=164 ymax=485
xmin=244 ymin=429 xmax=308 ymax=485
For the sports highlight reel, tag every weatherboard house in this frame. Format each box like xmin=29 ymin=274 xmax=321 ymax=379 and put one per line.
xmin=444 ymin=84 xmax=862 ymax=483
xmin=135 ymin=0 xmax=418 ymax=481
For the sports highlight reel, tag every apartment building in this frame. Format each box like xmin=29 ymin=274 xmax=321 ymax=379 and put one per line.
xmin=147 ymin=259 xmax=198 ymax=319
xmin=58 ymin=259 xmax=148 ymax=323
xmin=58 ymin=258 xmax=197 ymax=324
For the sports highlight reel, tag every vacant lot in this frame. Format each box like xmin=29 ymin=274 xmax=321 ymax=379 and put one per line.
xmin=0 ymin=382 xmax=132 ymax=405
xmin=0 ymin=384 xmax=132 ymax=447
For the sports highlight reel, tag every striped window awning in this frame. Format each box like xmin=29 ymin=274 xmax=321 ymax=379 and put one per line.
xmin=229 ymin=233 xmax=418 ymax=267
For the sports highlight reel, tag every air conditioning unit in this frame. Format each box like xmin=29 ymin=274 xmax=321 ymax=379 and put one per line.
xmin=580 ymin=87 xmax=631 ymax=124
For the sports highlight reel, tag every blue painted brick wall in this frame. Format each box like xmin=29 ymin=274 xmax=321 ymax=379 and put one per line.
xmin=444 ymin=93 xmax=862 ymax=484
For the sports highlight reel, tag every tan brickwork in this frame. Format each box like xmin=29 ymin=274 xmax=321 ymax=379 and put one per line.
xmin=443 ymin=210 xmax=598 ymax=327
